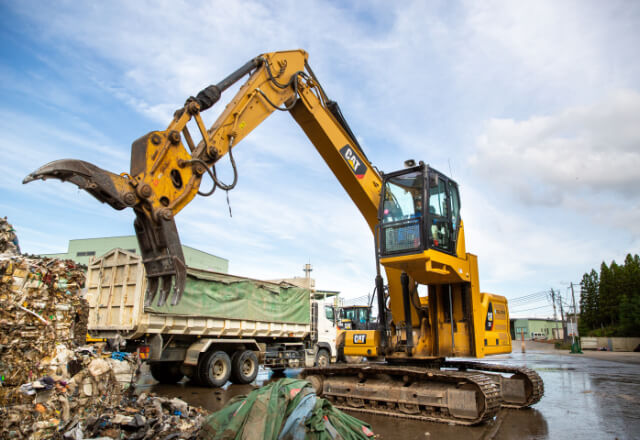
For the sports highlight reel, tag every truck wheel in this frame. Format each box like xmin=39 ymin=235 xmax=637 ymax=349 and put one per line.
xmin=315 ymin=349 xmax=330 ymax=368
xmin=230 ymin=350 xmax=259 ymax=384
xmin=149 ymin=362 xmax=184 ymax=384
xmin=199 ymin=351 xmax=231 ymax=387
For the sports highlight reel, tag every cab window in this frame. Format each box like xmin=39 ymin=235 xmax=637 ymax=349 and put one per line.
xmin=342 ymin=308 xmax=356 ymax=321
xmin=428 ymin=174 xmax=452 ymax=251
xmin=325 ymin=306 xmax=334 ymax=321
xmin=381 ymin=171 xmax=423 ymax=223
xmin=449 ymin=182 xmax=460 ymax=231
xmin=428 ymin=177 xmax=447 ymax=217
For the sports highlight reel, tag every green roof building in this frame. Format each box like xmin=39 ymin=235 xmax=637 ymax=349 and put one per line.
xmin=41 ymin=235 xmax=228 ymax=273
xmin=510 ymin=318 xmax=564 ymax=340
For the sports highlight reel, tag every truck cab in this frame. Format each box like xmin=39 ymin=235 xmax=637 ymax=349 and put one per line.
xmin=311 ymin=300 xmax=338 ymax=366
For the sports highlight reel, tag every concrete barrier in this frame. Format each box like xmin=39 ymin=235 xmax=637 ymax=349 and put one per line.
xmin=580 ymin=337 xmax=640 ymax=352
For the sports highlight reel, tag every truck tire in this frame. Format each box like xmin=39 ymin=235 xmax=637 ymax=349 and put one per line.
xmin=315 ymin=349 xmax=331 ymax=368
xmin=230 ymin=350 xmax=259 ymax=384
xmin=199 ymin=351 xmax=231 ymax=387
xmin=149 ymin=362 xmax=184 ymax=384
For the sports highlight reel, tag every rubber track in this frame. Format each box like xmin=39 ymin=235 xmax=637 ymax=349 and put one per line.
xmin=301 ymin=364 xmax=501 ymax=425
xmin=442 ymin=360 xmax=544 ymax=408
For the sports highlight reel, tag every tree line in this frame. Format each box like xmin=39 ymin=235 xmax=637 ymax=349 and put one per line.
xmin=579 ymin=254 xmax=640 ymax=337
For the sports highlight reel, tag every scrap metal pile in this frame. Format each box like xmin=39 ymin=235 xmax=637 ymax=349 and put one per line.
xmin=0 ymin=218 xmax=207 ymax=439
xmin=0 ymin=216 xmax=20 ymax=255
xmin=0 ymin=256 xmax=88 ymax=391
xmin=1 ymin=348 xmax=207 ymax=439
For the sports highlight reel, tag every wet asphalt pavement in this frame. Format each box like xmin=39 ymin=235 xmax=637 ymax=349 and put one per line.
xmin=137 ymin=342 xmax=640 ymax=439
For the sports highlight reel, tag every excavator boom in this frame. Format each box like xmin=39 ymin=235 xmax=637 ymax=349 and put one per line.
xmin=25 ymin=50 xmax=381 ymax=307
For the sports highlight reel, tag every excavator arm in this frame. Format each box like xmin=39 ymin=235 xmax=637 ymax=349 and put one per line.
xmin=24 ymin=50 xmax=383 ymax=306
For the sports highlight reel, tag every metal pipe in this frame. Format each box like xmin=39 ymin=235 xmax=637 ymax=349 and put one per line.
xmin=217 ymin=57 xmax=261 ymax=91
xmin=192 ymin=57 xmax=262 ymax=111
xmin=375 ymin=274 xmax=388 ymax=348
xmin=448 ymin=284 xmax=455 ymax=353
xmin=373 ymin=225 xmax=388 ymax=349
xmin=401 ymin=272 xmax=414 ymax=352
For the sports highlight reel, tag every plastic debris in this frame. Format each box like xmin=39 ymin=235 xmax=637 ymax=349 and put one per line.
xmin=1 ymin=343 xmax=207 ymax=439
xmin=198 ymin=378 xmax=375 ymax=440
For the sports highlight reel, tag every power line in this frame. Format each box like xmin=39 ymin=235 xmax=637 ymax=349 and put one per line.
xmin=511 ymin=304 xmax=554 ymax=313
xmin=510 ymin=297 xmax=548 ymax=306
xmin=342 ymin=294 xmax=370 ymax=306
xmin=509 ymin=290 xmax=549 ymax=303
xmin=512 ymin=290 xmax=549 ymax=301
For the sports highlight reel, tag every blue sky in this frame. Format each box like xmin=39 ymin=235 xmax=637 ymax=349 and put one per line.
xmin=2 ymin=1 xmax=639 ymax=318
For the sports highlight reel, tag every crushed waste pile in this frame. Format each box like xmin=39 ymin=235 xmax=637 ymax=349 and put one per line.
xmin=0 ymin=217 xmax=207 ymax=439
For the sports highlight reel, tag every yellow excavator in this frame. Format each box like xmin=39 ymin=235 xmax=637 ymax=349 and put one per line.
xmin=24 ymin=49 xmax=542 ymax=425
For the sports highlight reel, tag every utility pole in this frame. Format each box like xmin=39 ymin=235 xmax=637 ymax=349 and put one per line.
xmin=550 ymin=288 xmax=560 ymax=340
xmin=569 ymin=282 xmax=582 ymax=353
xmin=557 ymin=290 xmax=567 ymax=342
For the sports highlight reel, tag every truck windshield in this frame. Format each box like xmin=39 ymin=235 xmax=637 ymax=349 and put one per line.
xmin=381 ymin=171 xmax=423 ymax=223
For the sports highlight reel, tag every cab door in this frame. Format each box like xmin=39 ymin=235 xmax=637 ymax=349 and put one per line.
xmin=426 ymin=172 xmax=460 ymax=255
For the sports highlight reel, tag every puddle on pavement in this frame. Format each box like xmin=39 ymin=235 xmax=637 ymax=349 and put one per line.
xmin=137 ymin=350 xmax=640 ymax=440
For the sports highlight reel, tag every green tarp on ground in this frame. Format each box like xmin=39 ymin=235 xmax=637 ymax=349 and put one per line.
xmin=198 ymin=378 xmax=375 ymax=440
xmin=146 ymin=269 xmax=311 ymax=325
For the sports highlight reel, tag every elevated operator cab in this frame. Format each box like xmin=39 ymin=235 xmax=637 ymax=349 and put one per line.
xmin=378 ymin=164 xmax=461 ymax=259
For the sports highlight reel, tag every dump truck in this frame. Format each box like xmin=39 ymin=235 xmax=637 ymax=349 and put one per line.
xmin=85 ymin=248 xmax=337 ymax=386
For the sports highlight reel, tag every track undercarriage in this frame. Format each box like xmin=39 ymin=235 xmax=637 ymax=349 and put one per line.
xmin=301 ymin=361 xmax=543 ymax=425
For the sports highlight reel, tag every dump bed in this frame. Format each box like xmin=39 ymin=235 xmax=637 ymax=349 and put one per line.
xmin=86 ymin=249 xmax=311 ymax=340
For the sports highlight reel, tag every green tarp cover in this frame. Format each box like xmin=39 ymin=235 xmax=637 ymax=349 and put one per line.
xmin=198 ymin=378 xmax=375 ymax=440
xmin=146 ymin=269 xmax=311 ymax=325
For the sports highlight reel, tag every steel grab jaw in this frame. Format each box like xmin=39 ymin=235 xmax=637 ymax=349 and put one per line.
xmin=134 ymin=211 xmax=186 ymax=307
xmin=22 ymin=159 xmax=136 ymax=211
xmin=23 ymin=159 xmax=187 ymax=307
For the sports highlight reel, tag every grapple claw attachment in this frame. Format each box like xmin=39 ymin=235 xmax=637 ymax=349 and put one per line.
xmin=23 ymin=159 xmax=135 ymax=210
xmin=145 ymin=277 xmax=160 ymax=308
xmin=134 ymin=211 xmax=186 ymax=307
xmin=25 ymin=158 xmax=187 ymax=306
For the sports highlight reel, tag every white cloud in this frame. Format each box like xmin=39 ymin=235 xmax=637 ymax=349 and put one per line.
xmin=470 ymin=89 xmax=640 ymax=204
xmin=465 ymin=89 xmax=640 ymax=296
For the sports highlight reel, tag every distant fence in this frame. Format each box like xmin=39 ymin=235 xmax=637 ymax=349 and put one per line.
xmin=580 ymin=337 xmax=640 ymax=352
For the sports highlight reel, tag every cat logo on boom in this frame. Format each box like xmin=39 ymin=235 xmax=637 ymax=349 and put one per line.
xmin=340 ymin=145 xmax=367 ymax=179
